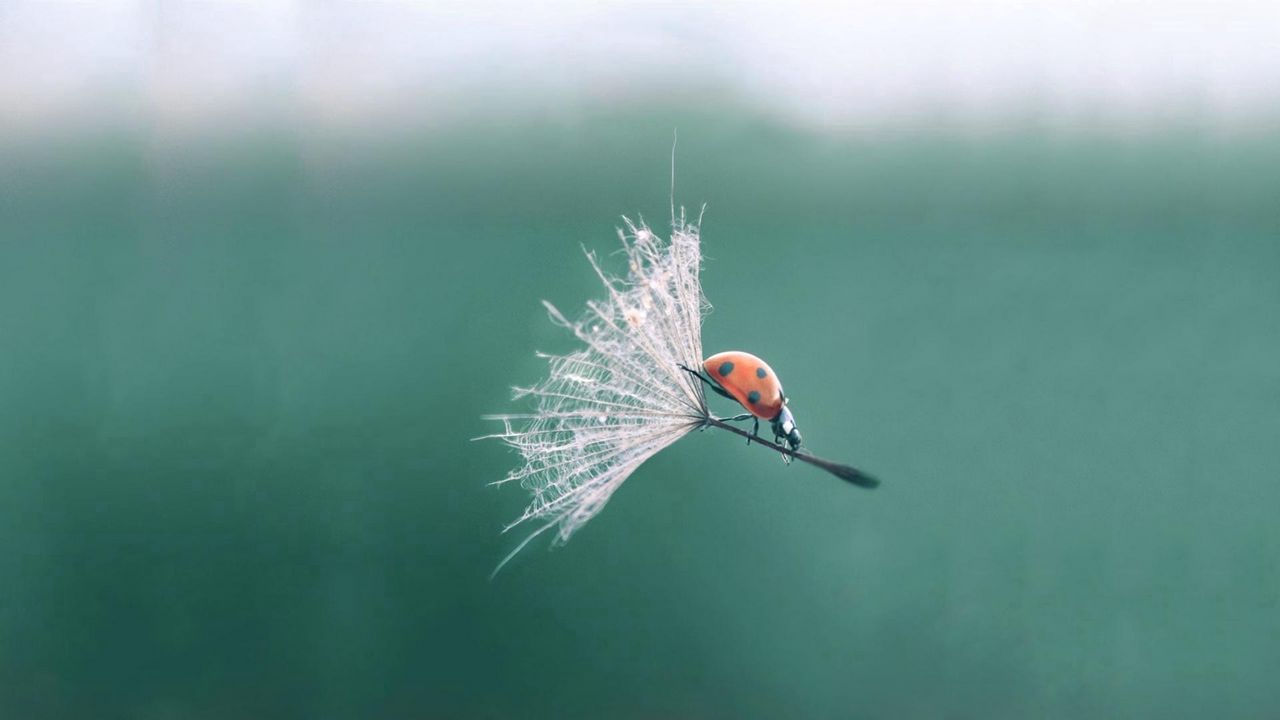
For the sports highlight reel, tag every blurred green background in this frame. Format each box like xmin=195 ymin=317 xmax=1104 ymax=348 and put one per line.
xmin=2 ymin=107 xmax=1278 ymax=718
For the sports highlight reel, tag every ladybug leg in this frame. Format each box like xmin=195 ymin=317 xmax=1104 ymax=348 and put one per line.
xmin=717 ymin=412 xmax=755 ymax=443
xmin=748 ymin=416 xmax=759 ymax=445
xmin=774 ymin=429 xmax=792 ymax=464
xmin=679 ymin=363 xmax=735 ymax=400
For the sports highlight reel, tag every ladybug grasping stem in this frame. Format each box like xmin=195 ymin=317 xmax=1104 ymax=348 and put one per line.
xmin=680 ymin=352 xmax=878 ymax=489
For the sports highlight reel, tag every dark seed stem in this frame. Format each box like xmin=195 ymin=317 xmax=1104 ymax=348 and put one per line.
xmin=703 ymin=416 xmax=880 ymax=489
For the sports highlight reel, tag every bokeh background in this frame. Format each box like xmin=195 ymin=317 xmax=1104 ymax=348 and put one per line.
xmin=2 ymin=2 xmax=1279 ymax=718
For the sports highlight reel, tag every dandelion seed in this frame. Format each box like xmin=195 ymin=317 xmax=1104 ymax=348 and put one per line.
xmin=480 ymin=213 xmax=710 ymax=571
xmin=482 ymin=207 xmax=878 ymax=574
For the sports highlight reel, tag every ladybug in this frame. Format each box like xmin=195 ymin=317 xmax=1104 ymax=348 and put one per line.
xmin=680 ymin=351 xmax=802 ymax=453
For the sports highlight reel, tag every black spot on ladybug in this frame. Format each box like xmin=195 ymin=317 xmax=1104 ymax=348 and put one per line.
xmin=747 ymin=390 xmax=761 ymax=404
xmin=756 ymin=368 xmax=768 ymax=379
xmin=718 ymin=361 xmax=735 ymax=377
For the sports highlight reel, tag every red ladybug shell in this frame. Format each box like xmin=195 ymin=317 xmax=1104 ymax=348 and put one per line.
xmin=703 ymin=351 xmax=786 ymax=420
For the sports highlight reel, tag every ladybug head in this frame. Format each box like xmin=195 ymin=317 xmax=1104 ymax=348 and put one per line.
xmin=772 ymin=406 xmax=802 ymax=452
